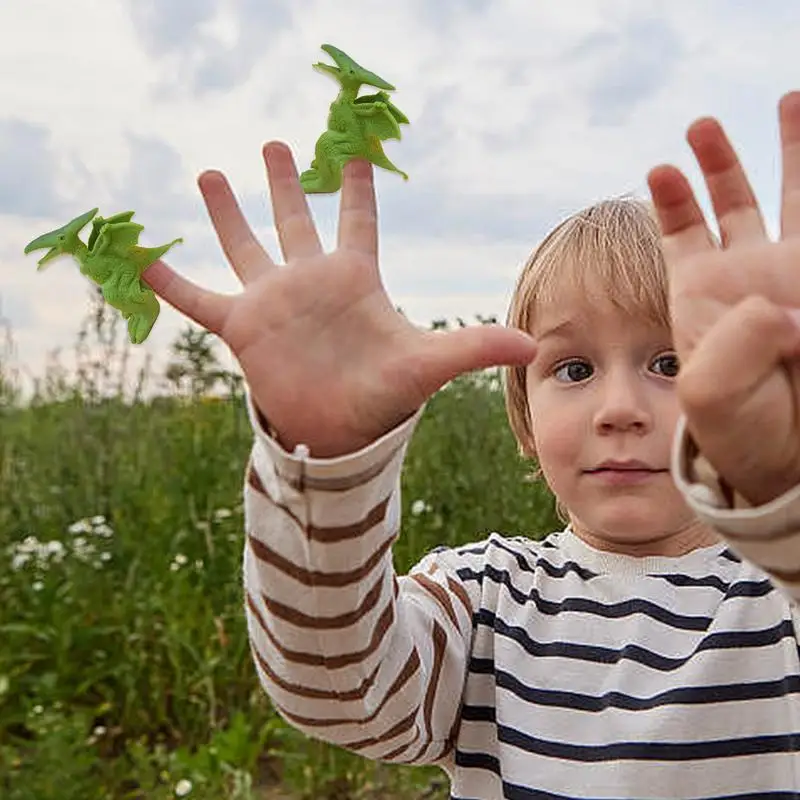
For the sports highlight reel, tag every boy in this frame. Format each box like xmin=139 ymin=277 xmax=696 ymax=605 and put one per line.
xmin=144 ymin=92 xmax=800 ymax=797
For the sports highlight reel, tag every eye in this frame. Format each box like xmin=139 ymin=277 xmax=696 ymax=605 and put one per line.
xmin=651 ymin=352 xmax=679 ymax=377
xmin=553 ymin=359 xmax=593 ymax=383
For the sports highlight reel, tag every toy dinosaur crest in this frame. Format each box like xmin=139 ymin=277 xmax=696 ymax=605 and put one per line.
xmin=313 ymin=44 xmax=395 ymax=91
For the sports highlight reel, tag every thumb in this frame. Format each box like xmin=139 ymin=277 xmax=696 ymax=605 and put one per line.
xmin=143 ymin=260 xmax=233 ymax=336
xmin=416 ymin=325 xmax=537 ymax=396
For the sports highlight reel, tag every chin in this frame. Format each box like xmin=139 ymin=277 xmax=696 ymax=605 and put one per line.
xmin=573 ymin=498 xmax=683 ymax=541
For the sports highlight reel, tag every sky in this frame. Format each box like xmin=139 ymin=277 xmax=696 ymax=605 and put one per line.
xmin=1 ymin=0 xmax=798 ymax=396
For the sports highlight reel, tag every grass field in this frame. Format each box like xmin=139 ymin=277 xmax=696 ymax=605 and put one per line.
xmin=0 ymin=320 xmax=560 ymax=798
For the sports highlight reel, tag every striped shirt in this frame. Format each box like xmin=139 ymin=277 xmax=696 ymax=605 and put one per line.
xmin=243 ymin=404 xmax=800 ymax=799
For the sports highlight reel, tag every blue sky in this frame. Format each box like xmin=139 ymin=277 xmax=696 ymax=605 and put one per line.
xmin=1 ymin=0 xmax=797 ymax=392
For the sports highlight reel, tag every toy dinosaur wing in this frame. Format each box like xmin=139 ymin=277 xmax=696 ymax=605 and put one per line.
xmin=355 ymin=92 xmax=409 ymax=125
xmin=88 ymin=212 xmax=136 ymax=251
xmin=355 ymin=101 xmax=403 ymax=141
xmin=93 ymin=221 xmax=145 ymax=256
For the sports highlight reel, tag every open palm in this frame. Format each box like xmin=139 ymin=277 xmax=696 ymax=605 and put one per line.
xmin=143 ymin=143 xmax=537 ymax=457
xmin=648 ymin=91 xmax=800 ymax=505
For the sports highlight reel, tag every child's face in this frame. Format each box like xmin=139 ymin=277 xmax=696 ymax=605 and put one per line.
xmin=525 ymin=288 xmax=709 ymax=553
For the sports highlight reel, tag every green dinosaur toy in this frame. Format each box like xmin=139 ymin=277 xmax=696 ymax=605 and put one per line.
xmin=300 ymin=44 xmax=410 ymax=194
xmin=24 ymin=208 xmax=182 ymax=344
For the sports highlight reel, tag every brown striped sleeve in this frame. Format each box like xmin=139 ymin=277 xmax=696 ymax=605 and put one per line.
xmin=241 ymin=396 xmax=476 ymax=765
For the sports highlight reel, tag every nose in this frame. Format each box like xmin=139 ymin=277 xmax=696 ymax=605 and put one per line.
xmin=592 ymin=367 xmax=652 ymax=435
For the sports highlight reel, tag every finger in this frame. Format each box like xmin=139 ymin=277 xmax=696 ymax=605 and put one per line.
xmin=686 ymin=117 xmax=766 ymax=247
xmin=780 ymin=91 xmax=800 ymax=238
xmin=338 ymin=159 xmax=378 ymax=259
xmin=415 ymin=326 xmax=537 ymax=398
xmin=647 ymin=165 xmax=717 ymax=261
xmin=263 ymin=142 xmax=323 ymax=261
xmin=678 ymin=295 xmax=800 ymax=422
xmin=142 ymin=260 xmax=233 ymax=336
xmin=199 ymin=170 xmax=274 ymax=285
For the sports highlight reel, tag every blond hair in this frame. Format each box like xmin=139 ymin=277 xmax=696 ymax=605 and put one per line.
xmin=503 ymin=196 xmax=669 ymax=461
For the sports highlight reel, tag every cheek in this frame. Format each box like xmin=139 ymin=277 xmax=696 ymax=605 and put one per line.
xmin=654 ymin=385 xmax=682 ymax=437
xmin=529 ymin=395 xmax=584 ymax=475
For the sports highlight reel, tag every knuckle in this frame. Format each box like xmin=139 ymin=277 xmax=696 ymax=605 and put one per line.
xmin=735 ymin=294 xmax=784 ymax=335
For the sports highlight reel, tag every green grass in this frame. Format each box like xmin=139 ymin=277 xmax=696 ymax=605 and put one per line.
xmin=0 ymin=329 xmax=559 ymax=798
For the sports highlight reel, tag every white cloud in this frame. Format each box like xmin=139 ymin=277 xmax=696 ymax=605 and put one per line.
xmin=0 ymin=0 xmax=797 ymax=393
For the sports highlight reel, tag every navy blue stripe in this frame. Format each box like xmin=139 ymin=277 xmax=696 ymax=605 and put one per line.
xmin=454 ymin=748 xmax=500 ymax=775
xmin=654 ymin=572 xmax=731 ymax=592
xmin=498 ymin=724 xmax=800 ymax=761
xmin=655 ymin=573 xmax=774 ymax=600
xmin=488 ymin=538 xmax=599 ymax=581
xmin=721 ymin=548 xmax=742 ymax=563
xmin=448 ymin=538 xmax=599 ymax=582
xmin=501 ymin=780 xmax=800 ymax=800
xmin=475 ymin=609 xmax=795 ymax=670
xmin=541 ymin=539 xmax=558 ymax=549
xmin=725 ymin=580 xmax=776 ymax=599
xmin=461 ymin=565 xmax=716 ymax=631
xmin=466 ymin=657 xmax=800 ymax=710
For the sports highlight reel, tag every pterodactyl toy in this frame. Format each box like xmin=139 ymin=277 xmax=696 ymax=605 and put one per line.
xmin=24 ymin=209 xmax=182 ymax=344
xmin=300 ymin=44 xmax=410 ymax=194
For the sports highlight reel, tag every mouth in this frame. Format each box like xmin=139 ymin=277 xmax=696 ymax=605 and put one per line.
xmin=584 ymin=461 xmax=669 ymax=488
xmin=586 ymin=460 xmax=662 ymax=472
xmin=31 ymin=246 xmax=61 ymax=268
xmin=24 ymin=208 xmax=98 ymax=268
xmin=583 ymin=461 xmax=668 ymax=484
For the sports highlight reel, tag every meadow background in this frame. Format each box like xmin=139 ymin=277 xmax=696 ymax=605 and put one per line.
xmin=0 ymin=298 xmax=560 ymax=799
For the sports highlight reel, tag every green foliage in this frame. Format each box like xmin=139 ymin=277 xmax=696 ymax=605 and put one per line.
xmin=166 ymin=326 xmax=243 ymax=399
xmin=0 ymin=314 xmax=558 ymax=798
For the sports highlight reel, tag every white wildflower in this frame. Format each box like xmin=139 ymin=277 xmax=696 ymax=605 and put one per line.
xmin=194 ymin=559 xmax=204 ymax=570
xmin=175 ymin=778 xmax=193 ymax=797
xmin=90 ymin=515 xmax=106 ymax=526
xmin=45 ymin=541 xmax=65 ymax=562
xmin=68 ymin=519 xmax=92 ymax=535
xmin=93 ymin=523 xmax=114 ymax=539
xmin=411 ymin=500 xmax=431 ymax=516
xmin=9 ymin=536 xmax=67 ymax=572
xmin=32 ymin=581 xmax=44 ymax=592
xmin=100 ymin=552 xmax=112 ymax=562
xmin=11 ymin=551 xmax=31 ymax=571
xmin=93 ymin=725 xmax=107 ymax=737
xmin=213 ymin=507 xmax=232 ymax=521
xmin=170 ymin=554 xmax=189 ymax=572
xmin=71 ymin=535 xmax=97 ymax=563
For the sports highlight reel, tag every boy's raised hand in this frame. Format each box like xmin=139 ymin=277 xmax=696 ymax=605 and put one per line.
xmin=144 ymin=143 xmax=537 ymax=458
xmin=648 ymin=91 xmax=800 ymax=506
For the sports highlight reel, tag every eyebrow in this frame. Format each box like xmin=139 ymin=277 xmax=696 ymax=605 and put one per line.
xmin=535 ymin=319 xmax=577 ymax=340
